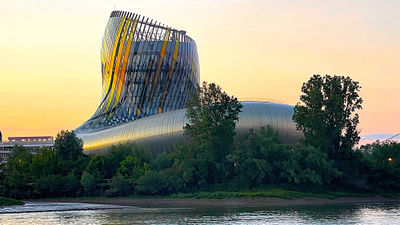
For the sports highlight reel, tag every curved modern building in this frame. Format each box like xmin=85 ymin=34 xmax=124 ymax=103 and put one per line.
xmin=76 ymin=10 xmax=199 ymax=133
xmin=75 ymin=10 xmax=303 ymax=154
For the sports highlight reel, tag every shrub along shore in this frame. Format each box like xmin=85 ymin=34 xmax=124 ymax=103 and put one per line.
xmin=43 ymin=188 xmax=400 ymax=208
xmin=0 ymin=196 xmax=24 ymax=207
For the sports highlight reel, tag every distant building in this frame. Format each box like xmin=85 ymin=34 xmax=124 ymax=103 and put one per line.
xmin=0 ymin=136 xmax=54 ymax=164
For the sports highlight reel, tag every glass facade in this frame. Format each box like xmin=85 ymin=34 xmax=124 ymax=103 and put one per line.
xmin=75 ymin=10 xmax=303 ymax=154
xmin=76 ymin=10 xmax=199 ymax=132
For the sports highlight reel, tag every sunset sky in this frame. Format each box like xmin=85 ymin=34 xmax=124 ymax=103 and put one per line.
xmin=0 ymin=0 xmax=399 ymax=140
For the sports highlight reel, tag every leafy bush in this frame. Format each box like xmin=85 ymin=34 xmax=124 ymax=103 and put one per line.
xmin=369 ymin=142 xmax=400 ymax=191
xmin=105 ymin=175 xmax=133 ymax=197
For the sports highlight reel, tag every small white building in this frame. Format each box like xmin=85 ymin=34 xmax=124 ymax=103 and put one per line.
xmin=0 ymin=136 xmax=54 ymax=164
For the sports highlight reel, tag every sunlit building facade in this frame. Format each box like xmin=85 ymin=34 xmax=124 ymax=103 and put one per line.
xmin=75 ymin=10 xmax=303 ymax=154
xmin=76 ymin=10 xmax=199 ymax=132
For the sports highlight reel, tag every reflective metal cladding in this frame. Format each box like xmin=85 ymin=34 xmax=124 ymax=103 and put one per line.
xmin=75 ymin=10 xmax=303 ymax=154
xmin=76 ymin=10 xmax=200 ymax=133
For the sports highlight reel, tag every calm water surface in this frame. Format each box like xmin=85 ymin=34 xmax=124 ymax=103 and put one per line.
xmin=1 ymin=201 xmax=400 ymax=224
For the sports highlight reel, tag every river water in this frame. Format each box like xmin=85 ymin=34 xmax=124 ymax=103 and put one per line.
xmin=1 ymin=201 xmax=400 ymax=224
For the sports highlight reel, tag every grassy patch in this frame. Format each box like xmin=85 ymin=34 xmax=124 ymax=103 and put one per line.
xmin=47 ymin=188 xmax=399 ymax=201
xmin=165 ymin=188 xmax=379 ymax=200
xmin=0 ymin=196 xmax=24 ymax=207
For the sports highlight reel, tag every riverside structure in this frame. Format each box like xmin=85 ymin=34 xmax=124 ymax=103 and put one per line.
xmin=75 ymin=10 xmax=303 ymax=154
xmin=0 ymin=136 xmax=54 ymax=164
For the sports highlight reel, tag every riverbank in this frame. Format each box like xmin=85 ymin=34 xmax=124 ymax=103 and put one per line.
xmin=39 ymin=188 xmax=400 ymax=207
xmin=0 ymin=197 xmax=24 ymax=207
xmin=41 ymin=196 xmax=400 ymax=207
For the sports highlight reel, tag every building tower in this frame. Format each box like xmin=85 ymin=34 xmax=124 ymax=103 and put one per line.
xmin=75 ymin=10 xmax=199 ymax=133
xmin=75 ymin=10 xmax=303 ymax=153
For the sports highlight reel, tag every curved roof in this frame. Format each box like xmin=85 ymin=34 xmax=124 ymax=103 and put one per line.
xmin=78 ymin=102 xmax=303 ymax=154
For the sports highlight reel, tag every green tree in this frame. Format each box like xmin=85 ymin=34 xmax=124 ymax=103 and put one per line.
xmin=61 ymin=174 xmax=82 ymax=197
xmin=6 ymin=145 xmax=33 ymax=198
xmin=167 ymin=144 xmax=199 ymax=191
xmin=54 ymin=130 xmax=84 ymax=161
xmin=84 ymin=155 xmax=107 ymax=180
xmin=105 ymin=175 xmax=132 ymax=197
xmin=184 ymin=82 xmax=243 ymax=184
xmin=54 ymin=130 xmax=88 ymax=179
xmin=80 ymin=171 xmax=96 ymax=194
xmin=230 ymin=127 xmax=341 ymax=188
xmin=33 ymin=174 xmax=62 ymax=198
xmin=118 ymin=155 xmax=150 ymax=179
xmin=369 ymin=141 xmax=400 ymax=190
xmin=30 ymin=148 xmax=57 ymax=179
xmin=116 ymin=145 xmax=152 ymax=179
xmin=9 ymin=145 xmax=33 ymax=162
xmin=136 ymin=171 xmax=166 ymax=195
xmin=229 ymin=127 xmax=288 ymax=188
xmin=293 ymin=74 xmax=363 ymax=159
xmin=0 ymin=156 xmax=6 ymax=196
xmin=104 ymin=144 xmax=133 ymax=178
xmin=281 ymin=144 xmax=341 ymax=186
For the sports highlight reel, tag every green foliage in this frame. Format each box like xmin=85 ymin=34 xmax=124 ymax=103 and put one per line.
xmin=293 ymin=74 xmax=366 ymax=188
xmin=293 ymin=74 xmax=363 ymax=159
xmin=281 ymin=144 xmax=341 ymax=185
xmin=105 ymin=175 xmax=133 ymax=197
xmin=166 ymin=188 xmax=377 ymax=200
xmin=229 ymin=127 xmax=340 ymax=188
xmin=6 ymin=145 xmax=34 ymax=199
xmin=54 ymin=130 xmax=83 ymax=161
xmin=1 ymin=131 xmax=88 ymax=199
xmin=153 ymin=151 xmax=173 ymax=171
xmin=229 ymin=127 xmax=288 ymax=188
xmin=84 ymin=155 xmax=107 ymax=180
xmin=184 ymin=81 xmax=243 ymax=184
xmin=104 ymin=144 xmax=132 ymax=178
xmin=163 ymin=144 xmax=198 ymax=192
xmin=80 ymin=171 xmax=96 ymax=193
xmin=33 ymin=175 xmax=62 ymax=198
xmin=31 ymin=148 xmax=56 ymax=179
xmin=118 ymin=155 xmax=150 ymax=179
xmin=369 ymin=142 xmax=400 ymax=190
xmin=136 ymin=171 xmax=165 ymax=195
xmin=61 ymin=174 xmax=82 ymax=197
xmin=0 ymin=158 xmax=5 ymax=196
xmin=0 ymin=196 xmax=24 ymax=206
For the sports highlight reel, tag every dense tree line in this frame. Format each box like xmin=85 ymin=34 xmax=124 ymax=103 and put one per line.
xmin=0 ymin=79 xmax=399 ymax=199
xmin=0 ymin=130 xmax=398 ymax=199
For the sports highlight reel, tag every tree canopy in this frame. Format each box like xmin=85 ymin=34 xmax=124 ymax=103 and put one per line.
xmin=293 ymin=74 xmax=363 ymax=159
xmin=54 ymin=130 xmax=84 ymax=161
xmin=184 ymin=82 xmax=243 ymax=184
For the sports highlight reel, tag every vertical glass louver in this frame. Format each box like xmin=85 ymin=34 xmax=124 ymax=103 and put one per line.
xmin=76 ymin=10 xmax=200 ymax=132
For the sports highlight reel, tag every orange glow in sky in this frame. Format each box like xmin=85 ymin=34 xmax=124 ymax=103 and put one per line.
xmin=1 ymin=0 xmax=399 ymax=139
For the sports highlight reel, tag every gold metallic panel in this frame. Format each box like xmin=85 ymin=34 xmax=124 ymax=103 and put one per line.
xmin=109 ymin=19 xmax=138 ymax=116
xmin=148 ymin=28 xmax=171 ymax=102
xmin=100 ymin=17 xmax=127 ymax=111
xmin=104 ymin=18 xmax=131 ymax=114
xmin=158 ymin=38 xmax=180 ymax=113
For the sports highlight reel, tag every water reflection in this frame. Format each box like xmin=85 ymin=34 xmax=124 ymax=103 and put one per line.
xmin=1 ymin=202 xmax=400 ymax=224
